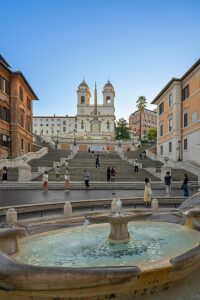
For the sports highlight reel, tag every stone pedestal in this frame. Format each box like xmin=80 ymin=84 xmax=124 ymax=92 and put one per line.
xmin=6 ymin=208 xmax=17 ymax=225
xmin=64 ymin=202 xmax=72 ymax=218
xmin=109 ymin=220 xmax=130 ymax=244
xmin=151 ymin=199 xmax=159 ymax=211
xmin=18 ymin=164 xmax=32 ymax=182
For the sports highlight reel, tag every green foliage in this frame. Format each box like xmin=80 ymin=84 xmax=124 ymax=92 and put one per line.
xmin=115 ymin=118 xmax=131 ymax=140
xmin=147 ymin=128 xmax=157 ymax=142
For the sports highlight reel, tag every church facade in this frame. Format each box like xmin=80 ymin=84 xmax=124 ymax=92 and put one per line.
xmin=33 ymin=80 xmax=116 ymax=142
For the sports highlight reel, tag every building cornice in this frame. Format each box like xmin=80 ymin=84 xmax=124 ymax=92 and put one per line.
xmin=151 ymin=58 xmax=200 ymax=105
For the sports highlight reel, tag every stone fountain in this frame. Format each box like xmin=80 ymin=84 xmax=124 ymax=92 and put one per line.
xmin=87 ymin=197 xmax=151 ymax=244
xmin=1 ymin=193 xmax=200 ymax=300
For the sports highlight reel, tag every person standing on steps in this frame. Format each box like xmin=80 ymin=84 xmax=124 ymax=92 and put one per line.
xmin=182 ymin=174 xmax=189 ymax=197
xmin=110 ymin=167 xmax=116 ymax=182
xmin=95 ymin=155 xmax=100 ymax=168
xmin=83 ymin=169 xmax=90 ymax=190
xmin=107 ymin=167 xmax=111 ymax=181
xmin=55 ymin=165 xmax=61 ymax=181
xmin=2 ymin=166 xmax=8 ymax=182
xmin=144 ymin=177 xmax=152 ymax=206
xmin=42 ymin=171 xmax=48 ymax=191
xmin=164 ymin=171 xmax=172 ymax=197
xmin=134 ymin=159 xmax=139 ymax=172
xmin=64 ymin=170 xmax=70 ymax=192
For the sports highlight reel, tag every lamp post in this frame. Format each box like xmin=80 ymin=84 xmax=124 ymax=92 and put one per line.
xmin=177 ymin=140 xmax=181 ymax=161
xmin=73 ymin=129 xmax=77 ymax=145
xmin=118 ymin=132 xmax=121 ymax=147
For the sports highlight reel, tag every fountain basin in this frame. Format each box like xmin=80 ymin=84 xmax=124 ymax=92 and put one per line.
xmin=1 ymin=220 xmax=200 ymax=300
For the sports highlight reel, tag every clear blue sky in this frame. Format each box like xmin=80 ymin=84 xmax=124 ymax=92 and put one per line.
xmin=1 ymin=0 xmax=200 ymax=120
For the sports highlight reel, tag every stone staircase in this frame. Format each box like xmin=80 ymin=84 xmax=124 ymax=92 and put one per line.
xmin=126 ymin=146 xmax=198 ymax=181
xmin=33 ymin=151 xmax=159 ymax=182
xmin=29 ymin=146 xmax=70 ymax=173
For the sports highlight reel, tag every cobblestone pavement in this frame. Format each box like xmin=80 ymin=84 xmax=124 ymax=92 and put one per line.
xmin=0 ymin=188 xmax=197 ymax=207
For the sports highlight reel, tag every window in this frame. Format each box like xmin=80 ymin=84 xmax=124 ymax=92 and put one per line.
xmin=107 ymin=121 xmax=110 ymax=130
xmin=81 ymin=120 xmax=84 ymax=129
xmin=0 ymin=134 xmax=10 ymax=147
xmin=184 ymin=113 xmax=188 ymax=127
xmin=159 ymin=102 xmax=164 ymax=115
xmin=81 ymin=96 xmax=85 ymax=104
xmin=0 ymin=106 xmax=10 ymax=123
xmin=20 ymin=109 xmax=24 ymax=127
xmin=40 ymin=124 xmax=43 ymax=126
xmin=184 ymin=138 xmax=188 ymax=150
xmin=27 ymin=119 xmax=31 ymax=133
xmin=21 ymin=139 xmax=24 ymax=150
xmin=160 ymin=124 xmax=163 ymax=136
xmin=46 ymin=130 xmax=48 ymax=134
xmin=169 ymin=142 xmax=172 ymax=152
xmin=169 ymin=93 xmax=173 ymax=107
xmin=46 ymin=124 xmax=49 ymax=126
xmin=106 ymin=96 xmax=110 ymax=104
xmin=19 ymin=87 xmax=24 ymax=101
xmin=0 ymin=76 xmax=10 ymax=94
xmin=182 ymin=85 xmax=189 ymax=101
xmin=63 ymin=120 xmax=66 ymax=125
xmin=169 ymin=119 xmax=173 ymax=132
xmin=192 ymin=112 xmax=197 ymax=123
xmin=27 ymin=97 xmax=31 ymax=110
xmin=63 ymin=127 xmax=66 ymax=132
xmin=160 ymin=145 xmax=163 ymax=155
xmin=46 ymin=119 xmax=48 ymax=121
xmin=28 ymin=143 xmax=30 ymax=152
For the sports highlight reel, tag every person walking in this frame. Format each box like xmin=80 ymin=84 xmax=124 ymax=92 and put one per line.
xmin=42 ymin=171 xmax=48 ymax=191
xmin=64 ymin=170 xmax=70 ymax=192
xmin=95 ymin=155 xmax=100 ymax=168
xmin=55 ymin=165 xmax=61 ymax=181
xmin=134 ymin=159 xmax=139 ymax=172
xmin=110 ymin=167 xmax=116 ymax=182
xmin=164 ymin=171 xmax=172 ymax=197
xmin=2 ymin=167 xmax=8 ymax=182
xmin=182 ymin=174 xmax=189 ymax=197
xmin=144 ymin=177 xmax=152 ymax=206
xmin=83 ymin=169 xmax=90 ymax=190
xmin=107 ymin=167 xmax=111 ymax=181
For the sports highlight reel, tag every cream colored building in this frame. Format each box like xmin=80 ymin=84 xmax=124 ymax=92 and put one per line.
xmin=33 ymin=80 xmax=116 ymax=142
xmin=151 ymin=59 xmax=200 ymax=163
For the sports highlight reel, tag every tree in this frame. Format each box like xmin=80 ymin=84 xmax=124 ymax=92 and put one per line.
xmin=115 ymin=118 xmax=131 ymax=140
xmin=136 ymin=96 xmax=147 ymax=141
xmin=147 ymin=128 xmax=157 ymax=143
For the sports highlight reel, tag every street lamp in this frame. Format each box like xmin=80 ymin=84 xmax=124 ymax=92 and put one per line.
xmin=73 ymin=129 xmax=77 ymax=145
xmin=177 ymin=140 xmax=181 ymax=161
xmin=118 ymin=132 xmax=121 ymax=147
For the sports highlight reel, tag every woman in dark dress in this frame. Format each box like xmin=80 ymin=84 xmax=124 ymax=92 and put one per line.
xmin=2 ymin=167 xmax=8 ymax=181
xmin=107 ymin=167 xmax=111 ymax=181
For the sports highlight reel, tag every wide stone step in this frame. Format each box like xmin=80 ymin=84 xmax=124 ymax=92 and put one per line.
xmin=0 ymin=181 xmax=198 ymax=190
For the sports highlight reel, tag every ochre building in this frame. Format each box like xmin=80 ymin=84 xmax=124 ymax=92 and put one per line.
xmin=129 ymin=108 xmax=157 ymax=138
xmin=151 ymin=59 xmax=200 ymax=162
xmin=0 ymin=55 xmax=38 ymax=158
